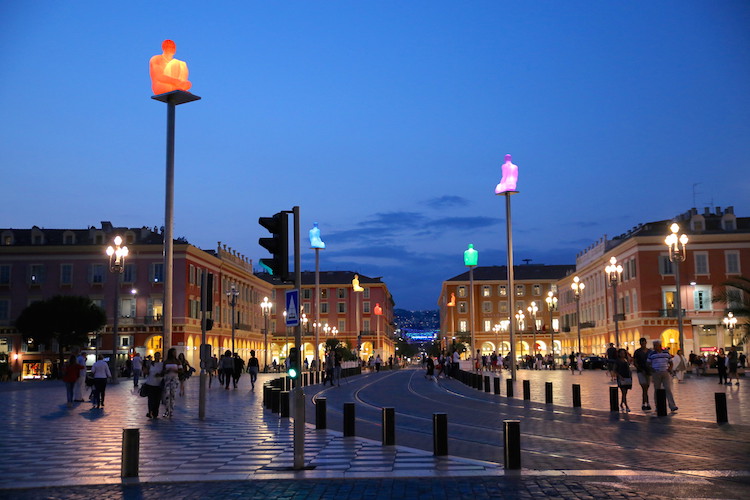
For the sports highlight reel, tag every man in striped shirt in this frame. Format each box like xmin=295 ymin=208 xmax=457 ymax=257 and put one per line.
xmin=648 ymin=340 xmax=678 ymax=412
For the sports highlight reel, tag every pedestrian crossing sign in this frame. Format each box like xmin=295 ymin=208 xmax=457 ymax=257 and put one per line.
xmin=285 ymin=289 xmax=299 ymax=326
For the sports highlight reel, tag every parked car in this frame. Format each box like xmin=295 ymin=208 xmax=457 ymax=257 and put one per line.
xmin=582 ymin=356 xmax=609 ymax=370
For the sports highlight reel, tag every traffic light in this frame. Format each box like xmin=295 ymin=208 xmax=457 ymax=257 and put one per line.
xmin=258 ymin=212 xmax=289 ymax=281
xmin=287 ymin=347 xmax=299 ymax=379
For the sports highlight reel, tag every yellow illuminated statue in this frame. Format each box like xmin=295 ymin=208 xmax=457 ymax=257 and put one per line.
xmin=352 ymin=274 xmax=365 ymax=292
xmin=149 ymin=40 xmax=192 ymax=94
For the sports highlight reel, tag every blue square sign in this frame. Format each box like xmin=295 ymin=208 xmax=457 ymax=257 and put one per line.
xmin=285 ymin=289 xmax=299 ymax=327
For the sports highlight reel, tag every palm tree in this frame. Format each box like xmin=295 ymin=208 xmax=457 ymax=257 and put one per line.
xmin=712 ymin=276 xmax=749 ymax=346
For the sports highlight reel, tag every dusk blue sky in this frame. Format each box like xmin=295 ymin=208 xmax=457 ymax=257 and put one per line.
xmin=2 ymin=2 xmax=749 ymax=310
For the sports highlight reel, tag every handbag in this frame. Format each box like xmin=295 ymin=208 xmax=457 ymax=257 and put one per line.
xmin=85 ymin=374 xmax=94 ymax=387
xmin=139 ymin=385 xmax=148 ymax=397
xmin=619 ymin=377 xmax=632 ymax=386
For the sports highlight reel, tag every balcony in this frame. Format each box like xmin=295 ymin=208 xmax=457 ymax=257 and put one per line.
xmin=659 ymin=308 xmax=686 ymax=318
xmin=580 ymin=321 xmax=596 ymax=329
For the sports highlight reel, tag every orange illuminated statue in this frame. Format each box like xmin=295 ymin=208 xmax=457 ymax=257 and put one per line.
xmin=447 ymin=293 xmax=456 ymax=307
xmin=149 ymin=40 xmax=192 ymax=94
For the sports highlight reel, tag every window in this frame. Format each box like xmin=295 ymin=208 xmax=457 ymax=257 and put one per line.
xmin=458 ymin=320 xmax=467 ymax=332
xmin=482 ymin=286 xmax=491 ymax=297
xmin=123 ymin=264 xmax=135 ymax=284
xmin=0 ymin=265 xmax=10 ymax=285
xmin=458 ymin=301 xmax=467 ymax=314
xmin=532 ymin=284 xmax=542 ymax=296
xmin=320 ymin=302 xmax=328 ymax=314
xmin=89 ymin=264 xmax=105 ymax=284
xmin=658 ymin=255 xmax=673 ymax=275
xmin=0 ymin=337 xmax=11 ymax=352
xmin=151 ymin=263 xmax=164 ymax=283
xmin=337 ymin=288 xmax=346 ymax=299
xmin=484 ymin=320 xmax=492 ymax=332
xmin=29 ymin=264 xmax=46 ymax=285
xmin=694 ymin=253 xmax=709 ymax=275
xmin=663 ymin=290 xmax=676 ymax=310
xmin=726 ymin=251 xmax=740 ymax=274
xmin=363 ymin=301 xmax=370 ymax=313
xmin=552 ymin=318 xmax=559 ymax=332
xmin=726 ymin=287 xmax=743 ymax=309
xmin=363 ymin=319 xmax=370 ymax=332
xmin=337 ymin=302 xmax=346 ymax=313
xmin=60 ymin=264 xmax=73 ymax=285
xmin=632 ymin=291 xmax=637 ymax=312
xmin=320 ymin=289 xmax=328 ymax=299
xmin=693 ymin=287 xmax=711 ymax=311
xmin=338 ymin=320 xmax=346 ymax=332
xmin=121 ymin=336 xmax=130 ymax=347
xmin=0 ymin=299 xmax=9 ymax=321
xmin=457 ymin=286 xmax=467 ymax=298
xmin=516 ymin=300 xmax=525 ymax=312
xmin=121 ymin=298 xmax=136 ymax=317
xmin=482 ymin=301 xmax=492 ymax=313
xmin=623 ymin=261 xmax=630 ymax=281
xmin=515 ymin=285 xmax=525 ymax=297
xmin=630 ymin=258 xmax=637 ymax=279
xmin=498 ymin=285 xmax=507 ymax=297
xmin=63 ymin=232 xmax=75 ymax=245
xmin=363 ymin=288 xmax=370 ymax=299
xmin=724 ymin=219 xmax=735 ymax=231
xmin=303 ymin=289 xmax=311 ymax=299
xmin=189 ymin=265 xmax=195 ymax=285
xmin=148 ymin=298 xmax=163 ymax=319
xmin=499 ymin=301 xmax=508 ymax=313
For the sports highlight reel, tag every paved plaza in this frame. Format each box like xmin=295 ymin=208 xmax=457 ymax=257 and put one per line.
xmin=0 ymin=367 xmax=747 ymax=499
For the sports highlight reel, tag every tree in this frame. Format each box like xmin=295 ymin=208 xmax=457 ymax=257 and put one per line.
xmin=712 ymin=276 xmax=750 ymax=346
xmin=15 ymin=295 xmax=107 ymax=375
xmin=324 ymin=338 xmax=357 ymax=361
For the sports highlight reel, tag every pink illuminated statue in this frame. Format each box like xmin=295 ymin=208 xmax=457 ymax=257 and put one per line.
xmin=149 ymin=40 xmax=192 ymax=94
xmin=494 ymin=154 xmax=519 ymax=194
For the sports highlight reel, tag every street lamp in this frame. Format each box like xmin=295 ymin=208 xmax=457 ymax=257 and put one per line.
xmin=310 ymin=222 xmax=325 ymax=370
xmin=464 ymin=244 xmax=478 ymax=363
xmin=226 ymin=283 xmax=239 ymax=354
xmin=605 ymin=257 xmax=623 ymax=347
xmin=723 ymin=312 xmax=737 ymax=347
xmin=527 ymin=302 xmax=538 ymax=356
xmin=352 ymin=274 xmax=364 ymax=360
xmin=374 ymin=303 xmax=383 ymax=361
xmin=493 ymin=323 xmax=501 ymax=355
xmin=571 ymin=276 xmax=585 ymax=355
xmin=545 ymin=291 xmax=558 ymax=366
xmin=665 ymin=223 xmax=689 ymax=352
xmin=106 ymin=235 xmax=128 ymax=382
xmin=261 ymin=296 xmax=272 ymax=372
xmin=515 ymin=309 xmax=525 ymax=357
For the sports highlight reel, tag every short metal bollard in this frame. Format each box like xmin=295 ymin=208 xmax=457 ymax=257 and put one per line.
xmin=271 ymin=388 xmax=281 ymax=413
xmin=316 ymin=397 xmax=327 ymax=429
xmin=303 ymin=373 xmax=308 ymax=386
xmin=382 ymin=407 xmax=395 ymax=446
xmin=433 ymin=413 xmax=448 ymax=456
xmin=715 ymin=393 xmax=728 ymax=424
xmin=522 ymin=380 xmax=530 ymax=400
xmin=503 ymin=420 xmax=521 ymax=470
xmin=506 ymin=378 xmax=514 ymax=398
xmin=280 ymin=391 xmax=290 ymax=418
xmin=316 ymin=371 xmax=321 ymax=384
xmin=484 ymin=375 xmax=491 ymax=393
xmin=609 ymin=386 xmax=619 ymax=412
xmin=572 ymin=384 xmax=581 ymax=407
xmin=545 ymin=382 xmax=553 ymax=404
xmin=494 ymin=377 xmax=501 ymax=395
xmin=263 ymin=384 xmax=270 ymax=409
xmin=655 ymin=388 xmax=667 ymax=417
xmin=121 ymin=428 xmax=139 ymax=478
xmin=343 ymin=402 xmax=356 ymax=437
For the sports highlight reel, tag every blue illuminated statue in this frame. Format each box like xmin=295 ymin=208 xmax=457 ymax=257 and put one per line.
xmin=309 ymin=222 xmax=325 ymax=249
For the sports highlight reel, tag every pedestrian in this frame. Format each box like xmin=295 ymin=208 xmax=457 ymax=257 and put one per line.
xmin=90 ymin=354 xmax=111 ymax=409
xmin=568 ymin=352 xmax=576 ymax=374
xmin=606 ymin=343 xmax=618 ymax=382
xmin=672 ymin=349 xmax=687 ymax=383
xmin=716 ymin=348 xmax=728 ymax=385
xmin=648 ymin=340 xmax=678 ymax=412
xmin=375 ymin=354 xmax=382 ymax=372
xmin=334 ymin=351 xmax=342 ymax=386
xmin=739 ymin=351 xmax=747 ymax=369
xmin=162 ymin=348 xmax=182 ymax=417
xmin=177 ymin=352 xmax=192 ymax=396
xmin=73 ymin=350 xmax=87 ymax=402
xmin=131 ymin=352 xmax=143 ymax=388
xmin=615 ymin=348 xmax=632 ymax=412
xmin=727 ymin=346 xmax=740 ymax=386
xmin=143 ymin=351 xmax=163 ymax=419
xmin=324 ymin=350 xmax=335 ymax=386
xmin=220 ymin=350 xmax=234 ymax=390
xmin=207 ymin=353 xmax=218 ymax=388
xmin=62 ymin=354 xmax=81 ymax=407
xmin=576 ymin=353 xmax=583 ymax=374
xmin=633 ymin=338 xmax=652 ymax=411
xmin=218 ymin=352 xmax=226 ymax=386
xmin=425 ymin=356 xmax=435 ymax=381
xmin=233 ymin=352 xmax=245 ymax=388
xmin=247 ymin=350 xmax=259 ymax=390
xmin=451 ymin=349 xmax=460 ymax=378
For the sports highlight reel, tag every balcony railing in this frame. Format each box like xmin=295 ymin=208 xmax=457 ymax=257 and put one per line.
xmin=580 ymin=321 xmax=596 ymax=328
xmin=659 ymin=308 xmax=686 ymax=318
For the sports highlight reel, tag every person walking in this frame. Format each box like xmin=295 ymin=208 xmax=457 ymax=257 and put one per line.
xmin=177 ymin=352 xmax=192 ymax=396
xmin=90 ymin=354 xmax=111 ymax=409
xmin=324 ymin=350 xmax=335 ymax=386
xmin=233 ymin=353 xmax=245 ymax=389
xmin=716 ymin=348 xmax=728 ymax=385
xmin=425 ymin=356 xmax=435 ymax=381
xmin=247 ymin=350 xmax=259 ymax=390
xmin=672 ymin=349 xmax=687 ymax=383
xmin=633 ymin=338 xmax=652 ymax=411
xmin=207 ymin=354 xmax=218 ymax=388
xmin=615 ymin=348 xmax=632 ymax=412
xmin=62 ymin=354 xmax=82 ymax=407
xmin=375 ymin=354 xmax=382 ymax=372
xmin=606 ymin=343 xmax=618 ymax=382
xmin=73 ymin=350 xmax=87 ymax=402
xmin=576 ymin=353 xmax=583 ymax=374
xmin=143 ymin=351 xmax=164 ymax=419
xmin=727 ymin=346 xmax=740 ymax=386
xmin=648 ymin=340 xmax=677 ymax=412
xmin=568 ymin=352 xmax=576 ymax=374
xmin=334 ymin=351 xmax=342 ymax=386
xmin=219 ymin=350 xmax=234 ymax=390
xmin=131 ymin=352 xmax=143 ymax=388
xmin=162 ymin=348 xmax=182 ymax=418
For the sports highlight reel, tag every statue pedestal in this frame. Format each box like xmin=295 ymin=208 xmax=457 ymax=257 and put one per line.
xmin=152 ymin=90 xmax=201 ymax=106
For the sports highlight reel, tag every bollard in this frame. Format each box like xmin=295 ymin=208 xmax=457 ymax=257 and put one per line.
xmin=263 ymin=384 xmax=270 ymax=409
xmin=715 ymin=393 xmax=728 ymax=424
xmin=655 ymin=388 xmax=667 ymax=416
xmin=280 ymin=391 xmax=290 ymax=418
xmin=545 ymin=382 xmax=553 ymax=404
xmin=316 ymin=397 xmax=327 ymax=429
xmin=609 ymin=386 xmax=619 ymax=411
xmin=343 ymin=402 xmax=356 ymax=437
xmin=271 ymin=388 xmax=281 ymax=413
xmin=303 ymin=373 xmax=308 ymax=386
xmin=121 ymin=428 xmax=139 ymax=478
xmin=382 ymin=407 xmax=395 ymax=446
xmin=285 ymin=377 xmax=291 ymax=391
xmin=494 ymin=377 xmax=501 ymax=395
xmin=572 ymin=384 xmax=581 ymax=407
xmin=433 ymin=413 xmax=448 ymax=456
xmin=522 ymin=380 xmax=530 ymax=400
xmin=503 ymin=420 xmax=521 ymax=470
xmin=316 ymin=371 xmax=320 ymax=384
xmin=506 ymin=378 xmax=514 ymax=398
xmin=484 ymin=375 xmax=491 ymax=393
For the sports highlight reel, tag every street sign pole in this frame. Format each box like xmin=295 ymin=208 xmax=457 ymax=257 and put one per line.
xmin=292 ymin=206 xmax=305 ymax=470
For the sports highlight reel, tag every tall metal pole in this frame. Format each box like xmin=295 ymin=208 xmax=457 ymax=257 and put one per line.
xmin=469 ymin=266 xmax=476 ymax=364
xmin=230 ymin=290 xmax=236 ymax=354
xmin=112 ymin=276 xmax=120 ymax=382
xmin=613 ymin=280 xmax=620 ymax=347
xmin=263 ymin=310 xmax=269 ymax=372
xmin=199 ymin=271 xmax=207 ymax=420
xmin=504 ymin=193 xmax=517 ymax=381
xmin=292 ymin=206 xmax=305 ymax=470
xmin=575 ymin=296 xmax=582 ymax=355
xmin=674 ymin=258 xmax=685 ymax=351
xmin=163 ymin=101 xmax=175 ymax=357
xmin=314 ymin=248 xmax=320 ymax=369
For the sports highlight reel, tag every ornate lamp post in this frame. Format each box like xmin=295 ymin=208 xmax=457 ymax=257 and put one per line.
xmin=571 ymin=276 xmax=585 ymax=355
xmin=527 ymin=302 xmax=538 ymax=356
xmin=261 ymin=296 xmax=271 ymax=372
xmin=309 ymin=222 xmax=325 ymax=369
xmin=493 ymin=323 xmax=501 ymax=355
xmin=464 ymin=244 xmax=479 ymax=362
xmin=665 ymin=223 xmax=689 ymax=351
xmin=106 ymin=235 xmax=129 ymax=382
xmin=515 ymin=309 xmax=525 ymax=357
xmin=723 ymin=312 xmax=737 ymax=347
xmin=545 ymin=291 xmax=558 ymax=365
xmin=226 ymin=283 xmax=239 ymax=354
xmin=374 ymin=303 xmax=383 ymax=360
xmin=605 ymin=257 xmax=623 ymax=347
xmin=446 ymin=292 xmax=456 ymax=353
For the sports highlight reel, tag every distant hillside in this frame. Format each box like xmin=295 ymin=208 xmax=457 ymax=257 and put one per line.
xmin=394 ymin=309 xmax=439 ymax=330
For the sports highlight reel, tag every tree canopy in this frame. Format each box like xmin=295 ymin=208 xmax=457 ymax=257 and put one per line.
xmin=15 ymin=295 xmax=106 ymax=351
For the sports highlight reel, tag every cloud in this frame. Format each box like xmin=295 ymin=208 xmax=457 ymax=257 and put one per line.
xmin=425 ymin=195 xmax=470 ymax=209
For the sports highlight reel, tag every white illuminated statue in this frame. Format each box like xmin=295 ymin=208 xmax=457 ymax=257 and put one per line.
xmin=352 ymin=274 xmax=364 ymax=292
xmin=309 ymin=222 xmax=325 ymax=249
xmin=495 ymin=154 xmax=519 ymax=194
